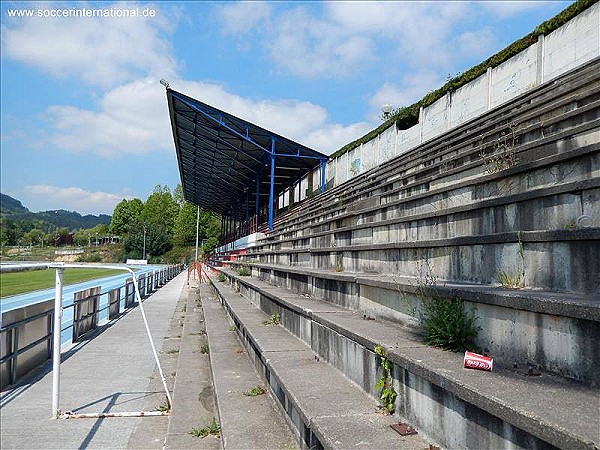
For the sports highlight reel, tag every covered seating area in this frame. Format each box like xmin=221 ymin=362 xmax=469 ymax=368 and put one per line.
xmin=166 ymin=88 xmax=327 ymax=245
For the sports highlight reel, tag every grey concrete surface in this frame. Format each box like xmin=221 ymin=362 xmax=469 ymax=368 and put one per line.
xmin=201 ymin=282 xmax=297 ymax=450
xmin=207 ymin=270 xmax=432 ymax=450
xmin=0 ymin=272 xmax=186 ymax=450
xmin=164 ymin=278 xmax=220 ymax=450
xmin=214 ymin=267 xmax=600 ymax=450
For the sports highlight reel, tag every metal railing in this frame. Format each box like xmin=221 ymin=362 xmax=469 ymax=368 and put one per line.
xmin=0 ymin=263 xmax=183 ymax=417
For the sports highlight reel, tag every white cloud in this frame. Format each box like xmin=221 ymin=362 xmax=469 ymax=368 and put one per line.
xmin=477 ymin=1 xmax=558 ymax=19
xmin=14 ymin=185 xmax=131 ymax=215
xmin=1 ymin=1 xmax=177 ymax=88
xmin=42 ymin=77 xmax=372 ymax=157
xmin=454 ymin=28 xmax=496 ymax=60
xmin=45 ymin=78 xmax=172 ymax=157
xmin=302 ymin=122 xmax=373 ymax=155
xmin=263 ymin=6 xmax=376 ymax=78
xmin=215 ymin=2 xmax=491 ymax=79
xmin=217 ymin=1 xmax=270 ymax=34
xmin=369 ymin=71 xmax=442 ymax=120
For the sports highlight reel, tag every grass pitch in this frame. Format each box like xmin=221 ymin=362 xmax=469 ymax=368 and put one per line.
xmin=0 ymin=268 xmax=125 ymax=298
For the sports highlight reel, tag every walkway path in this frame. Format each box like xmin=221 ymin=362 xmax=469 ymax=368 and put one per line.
xmin=0 ymin=272 xmax=186 ymax=449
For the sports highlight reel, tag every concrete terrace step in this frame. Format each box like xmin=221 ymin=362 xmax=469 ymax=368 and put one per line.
xmin=224 ymin=261 xmax=600 ymax=323
xmin=204 ymin=270 xmax=432 ymax=450
xmin=225 ymin=259 xmax=600 ymax=371
xmin=164 ymin=279 xmax=219 ymax=450
xmin=268 ymin=58 xmax=600 ymax=234
xmin=200 ymin=282 xmax=297 ymax=450
xmin=212 ymin=267 xmax=600 ymax=450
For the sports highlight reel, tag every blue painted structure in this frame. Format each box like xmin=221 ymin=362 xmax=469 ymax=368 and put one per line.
xmin=1 ymin=265 xmax=159 ymax=347
xmin=166 ymin=88 xmax=328 ymax=234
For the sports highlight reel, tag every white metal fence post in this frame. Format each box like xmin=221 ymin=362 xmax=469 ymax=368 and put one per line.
xmin=52 ymin=267 xmax=64 ymax=418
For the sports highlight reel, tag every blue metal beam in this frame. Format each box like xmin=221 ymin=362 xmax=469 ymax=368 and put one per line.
xmin=173 ymin=92 xmax=327 ymax=164
xmin=173 ymin=92 xmax=269 ymax=154
xmin=268 ymin=138 xmax=275 ymax=231
xmin=320 ymin=159 xmax=326 ymax=193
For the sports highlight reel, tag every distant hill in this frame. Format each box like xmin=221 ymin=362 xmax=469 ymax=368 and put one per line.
xmin=0 ymin=193 xmax=111 ymax=230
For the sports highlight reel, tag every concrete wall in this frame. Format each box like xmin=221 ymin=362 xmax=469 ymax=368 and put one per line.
xmin=278 ymin=3 xmax=599 ymax=203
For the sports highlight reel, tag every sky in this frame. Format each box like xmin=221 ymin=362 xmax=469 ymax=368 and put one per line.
xmin=0 ymin=0 xmax=573 ymax=216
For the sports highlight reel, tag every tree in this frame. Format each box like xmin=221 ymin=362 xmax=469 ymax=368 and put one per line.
xmin=110 ymin=198 xmax=143 ymax=235
xmin=173 ymin=184 xmax=185 ymax=208
xmin=23 ymin=228 xmax=44 ymax=247
xmin=172 ymin=201 xmax=197 ymax=246
xmin=73 ymin=229 xmax=91 ymax=246
xmin=123 ymin=221 xmax=172 ymax=260
xmin=142 ymin=185 xmax=179 ymax=234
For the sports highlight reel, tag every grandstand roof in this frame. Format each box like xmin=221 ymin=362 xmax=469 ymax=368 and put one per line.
xmin=166 ymin=89 xmax=327 ymax=219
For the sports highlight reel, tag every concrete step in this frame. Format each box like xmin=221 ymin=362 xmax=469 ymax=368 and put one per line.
xmin=204 ymin=270 xmax=433 ymax=450
xmin=268 ymin=58 xmax=600 ymax=235
xmin=212 ymin=266 xmax=600 ymax=450
xmin=200 ymin=281 xmax=297 ymax=450
xmin=224 ymin=260 xmax=600 ymax=385
xmin=164 ymin=280 xmax=220 ymax=450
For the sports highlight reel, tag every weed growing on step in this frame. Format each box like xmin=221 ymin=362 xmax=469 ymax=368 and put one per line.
xmin=155 ymin=400 xmax=170 ymax=413
xmin=374 ymin=345 xmax=397 ymax=414
xmin=263 ymin=313 xmax=281 ymax=326
xmin=243 ymin=385 xmax=267 ymax=396
xmin=237 ymin=266 xmax=251 ymax=276
xmin=200 ymin=343 xmax=209 ymax=354
xmin=564 ymin=219 xmax=577 ymax=230
xmin=478 ymin=124 xmax=519 ymax=174
xmin=189 ymin=418 xmax=220 ymax=438
xmin=422 ymin=297 xmax=478 ymax=351
xmin=217 ymin=273 xmax=226 ymax=282
xmin=228 ymin=325 xmax=237 ymax=332
xmin=416 ymin=260 xmax=479 ymax=352
xmin=497 ymin=231 xmax=525 ymax=289
xmin=279 ymin=441 xmax=297 ymax=450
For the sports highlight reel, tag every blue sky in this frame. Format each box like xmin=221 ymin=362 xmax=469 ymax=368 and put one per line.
xmin=1 ymin=0 xmax=572 ymax=215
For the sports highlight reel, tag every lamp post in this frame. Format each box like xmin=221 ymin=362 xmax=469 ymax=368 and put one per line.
xmin=142 ymin=224 xmax=147 ymax=261
xmin=381 ymin=103 xmax=393 ymax=120
xmin=195 ymin=206 xmax=200 ymax=263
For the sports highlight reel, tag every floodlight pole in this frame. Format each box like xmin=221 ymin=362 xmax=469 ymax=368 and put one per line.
xmin=142 ymin=224 xmax=147 ymax=260
xmin=52 ymin=268 xmax=64 ymax=418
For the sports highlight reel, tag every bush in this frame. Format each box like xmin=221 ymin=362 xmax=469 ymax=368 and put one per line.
xmin=237 ymin=266 xmax=251 ymax=276
xmin=76 ymin=252 xmax=102 ymax=263
xmin=421 ymin=297 xmax=478 ymax=352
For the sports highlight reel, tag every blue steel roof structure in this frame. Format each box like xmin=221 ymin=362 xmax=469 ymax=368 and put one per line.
xmin=166 ymin=88 xmax=327 ymax=229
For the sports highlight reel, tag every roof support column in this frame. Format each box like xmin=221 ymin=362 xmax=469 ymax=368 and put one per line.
xmin=268 ymin=138 xmax=276 ymax=231
xmin=320 ymin=159 xmax=327 ymax=193
xmin=255 ymin=176 xmax=260 ymax=217
xmin=220 ymin=214 xmax=224 ymax=242
xmin=245 ymin=191 xmax=249 ymax=235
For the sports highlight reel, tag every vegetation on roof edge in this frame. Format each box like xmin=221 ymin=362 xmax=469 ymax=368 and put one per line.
xmin=329 ymin=0 xmax=598 ymax=160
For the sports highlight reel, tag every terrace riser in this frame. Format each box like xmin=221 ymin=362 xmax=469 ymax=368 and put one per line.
xmin=257 ymin=238 xmax=600 ymax=295
xmin=260 ymin=140 xmax=600 ymax=245
xmin=252 ymin=268 xmax=600 ymax=385
xmin=269 ymin=64 xmax=600 ymax=235
xmin=219 ymin=272 xmax=567 ymax=449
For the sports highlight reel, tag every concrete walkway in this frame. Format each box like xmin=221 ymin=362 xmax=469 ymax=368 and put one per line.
xmin=0 ymin=272 xmax=186 ymax=450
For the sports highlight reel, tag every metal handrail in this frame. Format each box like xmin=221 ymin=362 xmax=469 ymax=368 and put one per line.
xmin=0 ymin=263 xmax=183 ymax=417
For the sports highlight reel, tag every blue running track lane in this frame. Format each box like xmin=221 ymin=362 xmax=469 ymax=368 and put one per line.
xmin=0 ymin=265 xmax=162 ymax=347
